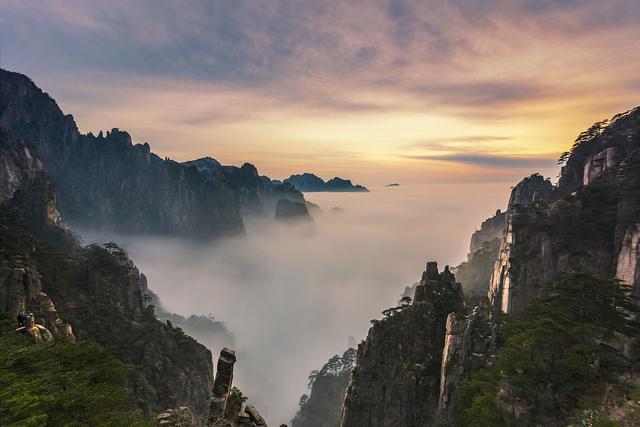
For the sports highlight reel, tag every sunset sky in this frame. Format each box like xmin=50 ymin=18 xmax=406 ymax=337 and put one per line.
xmin=2 ymin=0 xmax=639 ymax=186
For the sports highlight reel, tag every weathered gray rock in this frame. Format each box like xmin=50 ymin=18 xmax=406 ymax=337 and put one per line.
xmin=489 ymin=106 xmax=640 ymax=314
xmin=0 ymin=69 xmax=244 ymax=239
xmin=209 ymin=348 xmax=238 ymax=423
xmin=507 ymin=173 xmax=554 ymax=210
xmin=341 ymin=262 xmax=463 ymax=427
xmin=437 ymin=308 xmax=497 ymax=424
xmin=0 ymin=156 xmax=214 ymax=413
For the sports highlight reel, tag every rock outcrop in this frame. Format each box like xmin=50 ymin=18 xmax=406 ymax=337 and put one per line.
xmin=506 ymin=173 xmax=554 ymax=209
xmin=489 ymin=107 xmax=640 ymax=314
xmin=209 ymin=348 xmax=238 ymax=422
xmin=284 ymin=173 xmax=368 ymax=192
xmin=341 ymin=262 xmax=463 ymax=427
xmin=437 ymin=308 xmax=497 ymax=424
xmin=0 ymin=68 xmax=244 ymax=239
xmin=0 ymin=137 xmax=214 ymax=414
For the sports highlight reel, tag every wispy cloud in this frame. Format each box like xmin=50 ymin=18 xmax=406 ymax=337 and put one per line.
xmin=405 ymin=153 xmax=557 ymax=169
xmin=1 ymin=0 xmax=638 ymax=183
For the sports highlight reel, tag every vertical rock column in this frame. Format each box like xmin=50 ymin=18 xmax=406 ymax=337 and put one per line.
xmin=208 ymin=347 xmax=237 ymax=423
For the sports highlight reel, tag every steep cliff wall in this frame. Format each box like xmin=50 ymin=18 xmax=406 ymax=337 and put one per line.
xmin=341 ymin=262 xmax=463 ymax=427
xmin=437 ymin=308 xmax=497 ymax=424
xmin=0 ymin=69 xmax=244 ymax=239
xmin=489 ymin=107 xmax=640 ymax=314
xmin=456 ymin=174 xmax=554 ymax=299
xmin=0 ymin=139 xmax=214 ymax=414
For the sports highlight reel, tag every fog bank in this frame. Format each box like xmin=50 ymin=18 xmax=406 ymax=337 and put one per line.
xmin=77 ymin=182 xmax=509 ymax=424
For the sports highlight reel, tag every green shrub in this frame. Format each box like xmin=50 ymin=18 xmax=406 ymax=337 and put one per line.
xmin=0 ymin=318 xmax=153 ymax=426
xmin=455 ymin=272 xmax=639 ymax=425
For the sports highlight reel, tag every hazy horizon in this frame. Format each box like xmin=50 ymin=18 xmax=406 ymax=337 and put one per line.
xmin=3 ymin=0 xmax=640 ymax=186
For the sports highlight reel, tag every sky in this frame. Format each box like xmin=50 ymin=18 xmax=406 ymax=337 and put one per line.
xmin=1 ymin=0 xmax=640 ymax=185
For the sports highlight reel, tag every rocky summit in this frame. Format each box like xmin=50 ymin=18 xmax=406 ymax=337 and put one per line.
xmin=341 ymin=262 xmax=465 ymax=427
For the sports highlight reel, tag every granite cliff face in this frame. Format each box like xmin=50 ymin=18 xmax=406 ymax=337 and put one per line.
xmin=0 ymin=135 xmax=214 ymax=414
xmin=489 ymin=107 xmax=640 ymax=314
xmin=437 ymin=308 xmax=497 ymax=424
xmin=337 ymin=106 xmax=640 ymax=427
xmin=0 ymin=69 xmax=244 ymax=239
xmin=341 ymin=262 xmax=463 ymax=427
xmin=455 ymin=174 xmax=552 ymax=299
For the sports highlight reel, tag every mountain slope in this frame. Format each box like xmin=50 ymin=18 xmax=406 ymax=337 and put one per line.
xmin=0 ymin=69 xmax=244 ymax=239
xmin=0 ymin=133 xmax=214 ymax=415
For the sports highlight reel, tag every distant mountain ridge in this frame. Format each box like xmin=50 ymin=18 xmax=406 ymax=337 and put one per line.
xmin=284 ymin=173 xmax=368 ymax=192
xmin=0 ymin=68 xmax=308 ymax=239
xmin=182 ymin=157 xmax=307 ymax=217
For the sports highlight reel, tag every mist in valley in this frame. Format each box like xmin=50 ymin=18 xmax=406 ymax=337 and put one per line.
xmin=77 ymin=182 xmax=509 ymax=424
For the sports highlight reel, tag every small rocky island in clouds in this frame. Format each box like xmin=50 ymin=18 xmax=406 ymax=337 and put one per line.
xmin=282 ymin=173 xmax=368 ymax=192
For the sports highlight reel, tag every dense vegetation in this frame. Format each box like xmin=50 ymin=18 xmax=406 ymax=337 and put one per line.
xmin=0 ymin=317 xmax=154 ymax=426
xmin=455 ymin=272 xmax=640 ymax=426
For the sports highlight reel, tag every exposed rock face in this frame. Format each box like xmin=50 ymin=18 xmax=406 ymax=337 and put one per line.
xmin=0 ymin=69 xmax=244 ymax=239
xmin=209 ymin=348 xmax=238 ymax=422
xmin=507 ymin=173 xmax=554 ymax=209
xmin=558 ymin=106 xmax=640 ymax=194
xmin=285 ymin=173 xmax=368 ymax=192
xmin=457 ymin=174 xmax=556 ymax=300
xmin=341 ymin=262 xmax=463 ymax=427
xmin=437 ymin=308 xmax=496 ymax=424
xmin=0 ymin=142 xmax=214 ymax=414
xmin=489 ymin=107 xmax=640 ymax=314
xmin=616 ymin=224 xmax=640 ymax=295
xmin=292 ymin=348 xmax=357 ymax=427
xmin=0 ymin=130 xmax=43 ymax=202
xmin=0 ymin=261 xmax=75 ymax=343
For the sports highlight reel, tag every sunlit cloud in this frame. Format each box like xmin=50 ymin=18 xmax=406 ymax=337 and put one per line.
xmin=1 ymin=0 xmax=639 ymax=185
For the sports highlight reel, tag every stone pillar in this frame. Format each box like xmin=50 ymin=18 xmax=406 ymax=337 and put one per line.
xmin=208 ymin=347 xmax=237 ymax=424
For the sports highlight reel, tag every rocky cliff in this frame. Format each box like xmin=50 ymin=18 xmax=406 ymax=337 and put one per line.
xmin=456 ymin=174 xmax=553 ymax=299
xmin=0 ymin=134 xmax=214 ymax=415
xmin=341 ymin=262 xmax=463 ymax=427
xmin=0 ymin=68 xmax=245 ymax=239
xmin=489 ymin=107 xmax=640 ymax=314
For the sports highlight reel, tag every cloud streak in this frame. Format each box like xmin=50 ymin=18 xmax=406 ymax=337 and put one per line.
xmin=405 ymin=153 xmax=557 ymax=168
xmin=1 ymin=0 xmax=639 ymax=183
